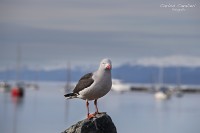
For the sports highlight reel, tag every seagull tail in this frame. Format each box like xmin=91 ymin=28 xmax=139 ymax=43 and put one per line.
xmin=64 ymin=93 xmax=78 ymax=99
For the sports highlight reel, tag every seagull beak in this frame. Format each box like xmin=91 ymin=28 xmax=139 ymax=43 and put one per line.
xmin=105 ymin=64 xmax=111 ymax=70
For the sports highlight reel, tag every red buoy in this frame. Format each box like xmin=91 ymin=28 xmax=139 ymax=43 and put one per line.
xmin=11 ymin=87 xmax=24 ymax=97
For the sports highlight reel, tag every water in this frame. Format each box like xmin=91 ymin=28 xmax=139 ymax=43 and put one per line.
xmin=1 ymin=82 xmax=200 ymax=133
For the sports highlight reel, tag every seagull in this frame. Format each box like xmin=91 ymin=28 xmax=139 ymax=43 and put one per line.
xmin=64 ymin=58 xmax=112 ymax=119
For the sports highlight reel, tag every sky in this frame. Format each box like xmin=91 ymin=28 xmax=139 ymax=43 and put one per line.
xmin=0 ymin=0 xmax=200 ymax=70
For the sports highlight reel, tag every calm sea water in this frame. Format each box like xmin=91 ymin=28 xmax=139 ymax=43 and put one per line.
xmin=0 ymin=82 xmax=200 ymax=133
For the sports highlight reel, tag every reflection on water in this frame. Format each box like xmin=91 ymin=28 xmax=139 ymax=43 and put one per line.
xmin=0 ymin=82 xmax=200 ymax=133
xmin=12 ymin=97 xmax=23 ymax=133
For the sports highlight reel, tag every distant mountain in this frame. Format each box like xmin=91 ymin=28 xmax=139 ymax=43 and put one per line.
xmin=112 ymin=64 xmax=200 ymax=85
xmin=0 ymin=64 xmax=200 ymax=85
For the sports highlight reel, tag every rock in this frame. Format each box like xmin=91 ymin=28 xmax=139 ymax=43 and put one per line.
xmin=62 ymin=113 xmax=117 ymax=133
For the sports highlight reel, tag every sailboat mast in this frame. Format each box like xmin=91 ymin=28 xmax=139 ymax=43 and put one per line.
xmin=16 ymin=44 xmax=21 ymax=83
xmin=158 ymin=66 xmax=164 ymax=88
xmin=65 ymin=62 xmax=71 ymax=93
xmin=176 ymin=66 xmax=181 ymax=88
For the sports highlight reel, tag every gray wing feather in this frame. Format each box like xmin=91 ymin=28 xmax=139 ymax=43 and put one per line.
xmin=73 ymin=73 xmax=94 ymax=93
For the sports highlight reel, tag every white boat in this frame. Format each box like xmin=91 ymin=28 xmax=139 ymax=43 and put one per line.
xmin=26 ymin=83 xmax=39 ymax=90
xmin=111 ymin=79 xmax=131 ymax=92
xmin=155 ymin=91 xmax=168 ymax=100
xmin=154 ymin=87 xmax=171 ymax=100
xmin=0 ymin=81 xmax=11 ymax=93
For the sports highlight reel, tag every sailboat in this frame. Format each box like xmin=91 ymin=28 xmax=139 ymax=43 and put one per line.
xmin=174 ymin=67 xmax=183 ymax=97
xmin=0 ymin=67 xmax=12 ymax=93
xmin=154 ymin=67 xmax=171 ymax=100
xmin=11 ymin=44 xmax=25 ymax=97
xmin=111 ymin=79 xmax=132 ymax=92
xmin=0 ymin=81 xmax=11 ymax=93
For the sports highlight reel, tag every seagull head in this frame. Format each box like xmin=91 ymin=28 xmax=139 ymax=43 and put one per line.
xmin=99 ymin=58 xmax=112 ymax=71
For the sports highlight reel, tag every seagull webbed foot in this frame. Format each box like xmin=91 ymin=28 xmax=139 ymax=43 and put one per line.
xmin=87 ymin=113 xmax=96 ymax=120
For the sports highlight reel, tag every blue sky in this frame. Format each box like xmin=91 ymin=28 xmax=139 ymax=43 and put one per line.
xmin=0 ymin=0 xmax=200 ymax=70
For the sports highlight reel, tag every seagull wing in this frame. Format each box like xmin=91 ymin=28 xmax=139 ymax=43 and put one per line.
xmin=73 ymin=73 xmax=94 ymax=94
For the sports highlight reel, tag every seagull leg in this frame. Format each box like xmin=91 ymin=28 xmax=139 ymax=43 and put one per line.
xmin=86 ymin=100 xmax=95 ymax=119
xmin=94 ymin=99 xmax=100 ymax=115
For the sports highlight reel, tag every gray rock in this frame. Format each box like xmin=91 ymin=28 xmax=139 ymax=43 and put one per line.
xmin=62 ymin=113 xmax=117 ymax=133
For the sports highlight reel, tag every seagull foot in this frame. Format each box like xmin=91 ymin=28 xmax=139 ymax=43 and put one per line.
xmin=87 ymin=113 xmax=96 ymax=120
